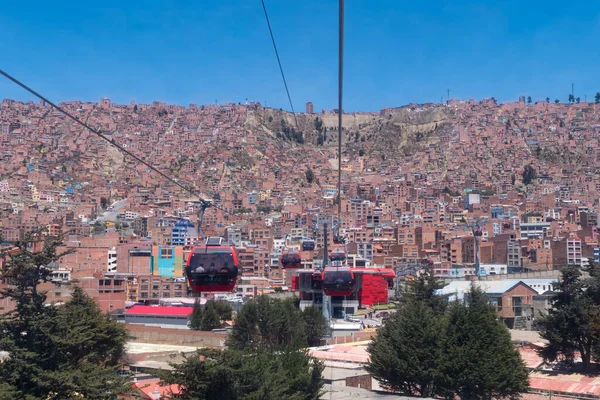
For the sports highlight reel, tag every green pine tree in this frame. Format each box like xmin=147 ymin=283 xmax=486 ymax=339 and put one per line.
xmin=367 ymin=270 xmax=447 ymax=397
xmin=188 ymin=299 xmax=204 ymax=330
xmin=367 ymin=299 xmax=446 ymax=397
xmin=440 ymin=286 xmax=530 ymax=399
xmin=213 ymin=300 xmax=233 ymax=321
xmin=161 ymin=347 xmax=323 ymax=400
xmin=201 ymin=306 xmax=222 ymax=331
xmin=302 ymin=306 xmax=329 ymax=347
xmin=0 ymin=235 xmax=129 ymax=399
xmin=227 ymin=296 xmax=308 ymax=350
xmin=537 ymin=265 xmax=600 ymax=372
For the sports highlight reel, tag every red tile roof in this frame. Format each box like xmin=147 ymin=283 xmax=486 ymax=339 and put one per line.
xmin=125 ymin=305 xmax=193 ymax=317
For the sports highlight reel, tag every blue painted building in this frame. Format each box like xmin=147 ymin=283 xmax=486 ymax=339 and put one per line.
xmin=171 ymin=219 xmax=196 ymax=246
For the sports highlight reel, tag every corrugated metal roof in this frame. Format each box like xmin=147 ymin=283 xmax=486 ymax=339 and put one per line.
xmin=125 ymin=305 xmax=193 ymax=316
xmin=438 ymin=279 xmax=537 ymax=297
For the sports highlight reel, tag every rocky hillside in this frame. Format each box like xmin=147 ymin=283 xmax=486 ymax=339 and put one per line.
xmin=246 ymin=104 xmax=453 ymax=162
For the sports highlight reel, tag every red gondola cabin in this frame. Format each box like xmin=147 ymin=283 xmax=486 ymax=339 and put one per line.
xmin=185 ymin=237 xmax=239 ymax=293
xmin=322 ymin=267 xmax=354 ymax=296
xmin=281 ymin=252 xmax=302 ymax=269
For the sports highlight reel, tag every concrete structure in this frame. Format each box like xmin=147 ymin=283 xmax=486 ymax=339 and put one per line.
xmin=306 ymin=102 xmax=314 ymax=114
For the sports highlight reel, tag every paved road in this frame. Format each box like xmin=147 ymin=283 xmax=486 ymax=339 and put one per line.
xmin=97 ymin=198 xmax=127 ymax=222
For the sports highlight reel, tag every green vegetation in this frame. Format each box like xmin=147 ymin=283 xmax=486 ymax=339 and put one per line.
xmin=278 ymin=119 xmax=304 ymax=144
xmin=165 ymin=296 xmax=326 ymax=399
xmin=305 ymin=168 xmax=315 ymax=184
xmin=537 ymin=264 xmax=600 ymax=372
xmin=227 ymin=296 xmax=329 ymax=350
xmin=189 ymin=300 xmax=234 ymax=331
xmin=595 ymin=92 xmax=600 ymax=104
xmin=160 ymin=347 xmax=323 ymax=400
xmin=367 ymin=270 xmax=529 ymax=399
xmin=527 ymin=96 xmax=532 ymax=104
xmin=522 ymin=164 xmax=537 ymax=185
xmin=0 ymin=236 xmax=129 ymax=399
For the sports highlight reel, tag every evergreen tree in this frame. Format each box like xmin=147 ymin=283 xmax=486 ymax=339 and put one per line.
xmin=213 ymin=300 xmax=233 ymax=321
xmin=522 ymin=164 xmax=537 ymax=185
xmin=440 ymin=286 xmax=529 ymax=399
xmin=537 ymin=265 xmax=600 ymax=372
xmin=201 ymin=305 xmax=222 ymax=331
xmin=402 ymin=266 xmax=448 ymax=312
xmin=527 ymin=96 xmax=532 ymax=104
xmin=596 ymin=92 xmax=600 ymax=104
xmin=188 ymin=299 xmax=204 ymax=330
xmin=305 ymin=168 xmax=315 ymax=184
xmin=367 ymin=299 xmax=446 ymax=397
xmin=367 ymin=270 xmax=447 ymax=397
xmin=228 ymin=296 xmax=307 ymax=350
xmin=302 ymin=306 xmax=329 ymax=346
xmin=0 ymin=235 xmax=129 ymax=399
xmin=546 ymin=97 xmax=550 ymax=104
xmin=161 ymin=347 xmax=323 ymax=400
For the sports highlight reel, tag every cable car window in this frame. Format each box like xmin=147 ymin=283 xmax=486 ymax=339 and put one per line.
xmin=189 ymin=252 xmax=235 ymax=274
xmin=323 ymin=269 xmax=353 ymax=290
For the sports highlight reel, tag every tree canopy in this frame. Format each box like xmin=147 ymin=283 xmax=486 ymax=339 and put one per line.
xmin=188 ymin=299 xmax=233 ymax=331
xmin=161 ymin=347 xmax=324 ymax=400
xmin=367 ymin=272 xmax=529 ymax=399
xmin=0 ymin=235 xmax=129 ymax=399
xmin=227 ymin=296 xmax=328 ymax=350
xmin=537 ymin=265 xmax=600 ymax=372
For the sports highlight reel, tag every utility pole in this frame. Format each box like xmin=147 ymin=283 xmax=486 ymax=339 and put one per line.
xmin=466 ymin=219 xmax=483 ymax=277
xmin=322 ymin=222 xmax=331 ymax=322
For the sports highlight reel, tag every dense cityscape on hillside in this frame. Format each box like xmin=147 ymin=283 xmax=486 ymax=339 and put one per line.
xmin=3 ymin=94 xmax=600 ymax=398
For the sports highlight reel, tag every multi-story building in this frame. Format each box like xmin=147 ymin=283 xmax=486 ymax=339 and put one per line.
xmin=507 ymin=239 xmax=521 ymax=270
xmin=171 ymin=219 xmax=197 ymax=246
xmin=567 ymin=237 xmax=582 ymax=266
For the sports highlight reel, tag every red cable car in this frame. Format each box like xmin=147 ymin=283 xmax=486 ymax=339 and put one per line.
xmin=329 ymin=248 xmax=346 ymax=263
xmin=281 ymin=251 xmax=302 ymax=269
xmin=185 ymin=237 xmax=239 ymax=293
xmin=322 ymin=267 xmax=354 ymax=296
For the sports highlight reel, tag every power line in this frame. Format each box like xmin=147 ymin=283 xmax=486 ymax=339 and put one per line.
xmin=0 ymin=69 xmax=214 ymax=210
xmin=260 ymin=0 xmax=299 ymax=130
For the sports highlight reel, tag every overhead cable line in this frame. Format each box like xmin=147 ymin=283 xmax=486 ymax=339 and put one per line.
xmin=260 ymin=0 xmax=299 ymax=130
xmin=0 ymin=69 xmax=215 ymax=211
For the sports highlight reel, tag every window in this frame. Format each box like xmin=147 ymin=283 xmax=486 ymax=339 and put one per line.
xmin=140 ymin=285 xmax=148 ymax=290
xmin=114 ymin=280 xmax=123 ymax=286
xmin=140 ymin=293 xmax=148 ymax=299
xmin=163 ymin=285 xmax=170 ymax=290
xmin=152 ymin=285 xmax=160 ymax=290
xmin=161 ymin=248 xmax=173 ymax=258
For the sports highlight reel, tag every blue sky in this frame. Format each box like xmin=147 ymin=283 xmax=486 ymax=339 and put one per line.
xmin=1 ymin=0 xmax=599 ymax=112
